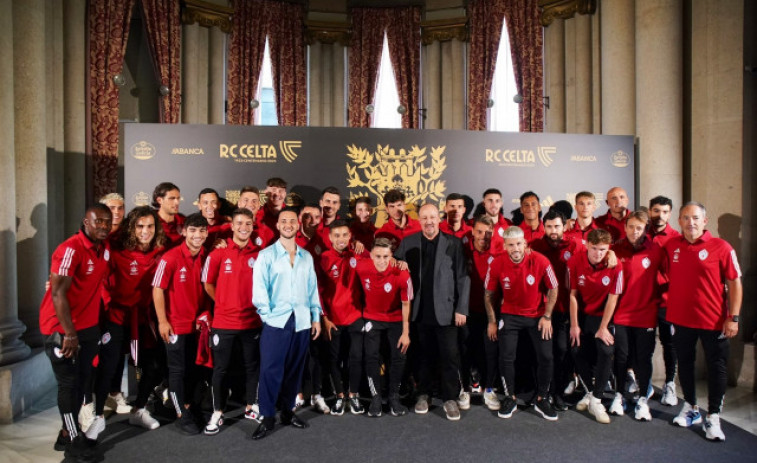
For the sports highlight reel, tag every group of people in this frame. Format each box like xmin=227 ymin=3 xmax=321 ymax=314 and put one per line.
xmin=40 ymin=178 xmax=742 ymax=461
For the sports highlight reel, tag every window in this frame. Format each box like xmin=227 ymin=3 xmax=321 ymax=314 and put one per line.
xmin=255 ymin=38 xmax=278 ymax=126
xmin=371 ymin=33 xmax=402 ymax=129
xmin=488 ymin=19 xmax=520 ymax=132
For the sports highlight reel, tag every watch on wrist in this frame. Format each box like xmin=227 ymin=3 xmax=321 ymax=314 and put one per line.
xmin=730 ymin=315 xmax=740 ymax=323
xmin=542 ymin=315 xmax=551 ymax=321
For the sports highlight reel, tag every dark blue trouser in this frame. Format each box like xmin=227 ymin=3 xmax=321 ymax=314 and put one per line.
xmin=259 ymin=314 xmax=310 ymax=418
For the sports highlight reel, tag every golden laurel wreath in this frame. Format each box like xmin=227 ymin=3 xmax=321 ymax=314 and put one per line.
xmin=345 ymin=144 xmax=447 ymax=213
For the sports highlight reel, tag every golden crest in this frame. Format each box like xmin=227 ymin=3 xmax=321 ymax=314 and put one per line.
xmin=345 ymin=144 xmax=447 ymax=225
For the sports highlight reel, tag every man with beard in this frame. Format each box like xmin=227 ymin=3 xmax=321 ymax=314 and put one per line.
xmin=440 ymin=193 xmax=472 ymax=242
xmin=518 ymin=192 xmax=545 ymax=244
xmin=595 ymin=187 xmax=631 ymax=242
xmin=152 ymin=182 xmax=185 ymax=249
xmin=236 ymin=186 xmax=275 ymax=247
xmin=375 ymin=189 xmax=421 ymax=250
xmin=257 ymin=177 xmax=288 ymax=242
xmin=480 ymin=188 xmax=513 ymax=253
xmin=350 ymin=196 xmax=376 ymax=252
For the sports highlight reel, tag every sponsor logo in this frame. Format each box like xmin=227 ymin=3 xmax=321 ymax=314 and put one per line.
xmin=642 ymin=257 xmax=651 ymax=269
xmin=526 ymin=274 xmax=535 ymax=285
xmin=699 ymin=249 xmax=708 ymax=261
xmin=171 ymin=147 xmax=204 ymax=155
xmin=602 ymin=276 xmax=611 ymax=286
xmin=132 ymin=191 xmax=150 ymax=207
xmin=248 ymin=257 xmax=256 ymax=268
xmin=130 ymin=141 xmax=156 ymax=160
xmin=484 ymin=146 xmax=556 ymax=168
xmin=611 ymin=150 xmax=631 ymax=168
xmin=570 ymin=155 xmax=597 ymax=162
xmin=384 ymin=282 xmax=392 ymax=293
xmin=224 ymin=258 xmax=233 ymax=273
xmin=219 ymin=140 xmax=301 ymax=164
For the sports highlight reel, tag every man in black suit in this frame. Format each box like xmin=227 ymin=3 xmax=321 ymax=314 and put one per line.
xmin=394 ymin=203 xmax=470 ymax=421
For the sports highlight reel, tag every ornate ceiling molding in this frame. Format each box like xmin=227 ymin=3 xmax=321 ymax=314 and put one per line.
xmin=539 ymin=0 xmax=596 ymax=27
xmin=421 ymin=18 xmax=468 ymax=46
xmin=181 ymin=0 xmax=234 ymax=33
xmin=305 ymin=20 xmax=352 ymax=46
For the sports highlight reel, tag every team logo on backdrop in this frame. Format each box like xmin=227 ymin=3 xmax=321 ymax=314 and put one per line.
xmin=537 ymin=146 xmax=557 ymax=167
xmin=484 ymin=146 xmax=556 ymax=168
xmin=219 ymin=141 xmax=301 ymax=164
xmin=132 ymin=191 xmax=150 ymax=207
xmin=346 ymin=144 xmax=447 ymax=211
xmin=611 ymin=150 xmax=631 ymax=168
xmin=130 ymin=141 xmax=156 ymax=160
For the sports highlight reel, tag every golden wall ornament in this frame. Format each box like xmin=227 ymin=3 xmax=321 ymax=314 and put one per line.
xmin=539 ymin=0 xmax=596 ymax=27
xmin=181 ymin=0 xmax=234 ymax=33
xmin=305 ymin=20 xmax=351 ymax=46
xmin=421 ymin=18 xmax=468 ymax=45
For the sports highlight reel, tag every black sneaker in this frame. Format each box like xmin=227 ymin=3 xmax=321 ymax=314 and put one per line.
xmin=535 ymin=397 xmax=558 ymax=421
xmin=177 ymin=409 xmax=200 ymax=435
xmin=497 ymin=397 xmax=518 ymax=419
xmin=64 ymin=435 xmax=96 ymax=463
xmin=330 ymin=397 xmax=346 ymax=416
xmin=389 ymin=395 xmax=408 ymax=416
xmin=368 ymin=395 xmax=382 ymax=417
xmin=349 ymin=395 xmax=365 ymax=414
xmin=552 ymin=394 xmax=568 ymax=412
xmin=54 ymin=429 xmax=68 ymax=451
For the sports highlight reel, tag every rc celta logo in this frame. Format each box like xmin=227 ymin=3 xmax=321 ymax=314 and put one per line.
xmin=219 ymin=140 xmax=302 ymax=164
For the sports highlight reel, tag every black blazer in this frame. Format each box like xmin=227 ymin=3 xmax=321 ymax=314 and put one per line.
xmin=394 ymin=231 xmax=470 ymax=325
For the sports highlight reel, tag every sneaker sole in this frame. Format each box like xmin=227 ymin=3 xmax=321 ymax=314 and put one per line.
xmin=368 ymin=412 xmax=382 ymax=417
xmin=414 ymin=408 xmax=429 ymax=414
xmin=350 ymin=408 xmax=364 ymax=415
xmin=635 ymin=415 xmax=651 ymax=422
xmin=458 ymin=403 xmax=471 ymax=410
xmin=497 ymin=411 xmax=514 ymax=419
xmin=534 ymin=406 xmax=558 ymax=422
xmin=331 ymin=410 xmax=345 ymax=416
xmin=203 ymin=427 xmax=220 ymax=436
xmin=390 ymin=410 xmax=407 ymax=417
xmin=485 ymin=403 xmax=501 ymax=411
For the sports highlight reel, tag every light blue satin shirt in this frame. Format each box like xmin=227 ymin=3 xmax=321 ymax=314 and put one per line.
xmin=252 ymin=240 xmax=321 ymax=332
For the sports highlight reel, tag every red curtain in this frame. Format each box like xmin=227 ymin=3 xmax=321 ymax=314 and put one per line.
xmin=140 ymin=0 xmax=182 ymax=123
xmin=503 ymin=0 xmax=544 ymax=132
xmin=347 ymin=8 xmax=387 ymax=128
xmin=226 ymin=0 xmax=269 ymax=125
xmin=89 ymin=0 xmax=135 ymax=200
xmin=386 ymin=7 xmax=421 ymax=129
xmin=467 ymin=0 xmax=506 ymax=131
xmin=268 ymin=1 xmax=307 ymax=126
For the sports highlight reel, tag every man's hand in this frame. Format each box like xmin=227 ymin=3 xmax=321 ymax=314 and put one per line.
xmin=487 ymin=321 xmax=498 ymax=342
xmin=595 ymin=326 xmax=614 ymax=346
xmin=391 ymin=258 xmax=409 ymax=271
xmin=323 ymin=318 xmax=337 ymax=341
xmin=60 ymin=334 xmax=79 ymax=358
xmin=723 ymin=320 xmax=739 ymax=338
xmin=455 ymin=313 xmax=467 ymax=327
xmin=311 ymin=321 xmax=321 ymax=340
xmin=606 ymin=250 xmax=618 ymax=268
xmin=570 ymin=326 xmax=581 ymax=347
xmin=214 ymin=239 xmax=227 ymax=249
xmin=397 ymin=331 xmax=411 ymax=354
xmin=159 ymin=321 xmax=174 ymax=343
xmin=353 ymin=240 xmax=365 ymax=255
xmin=538 ymin=317 xmax=553 ymax=340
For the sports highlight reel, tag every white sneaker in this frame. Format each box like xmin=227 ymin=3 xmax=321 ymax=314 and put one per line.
xmin=78 ymin=402 xmax=95 ymax=432
xmin=312 ymin=394 xmax=330 ymax=414
xmin=161 ymin=387 xmax=169 ymax=405
xmin=704 ymin=413 xmax=725 ymax=441
xmin=294 ymin=394 xmax=305 ymax=411
xmin=203 ymin=411 xmax=224 ymax=435
xmin=129 ymin=408 xmax=160 ymax=430
xmin=564 ymin=376 xmax=578 ymax=395
xmin=84 ymin=415 xmax=106 ymax=440
xmin=634 ymin=397 xmax=652 ymax=421
xmin=661 ymin=381 xmax=679 ymax=406
xmin=457 ymin=390 xmax=471 ymax=410
xmin=244 ymin=403 xmax=261 ymax=421
xmin=105 ymin=392 xmax=132 ymax=414
xmin=483 ymin=389 xmax=500 ymax=411
xmin=575 ymin=392 xmax=592 ymax=412
xmin=609 ymin=392 xmax=625 ymax=416
xmin=673 ymin=402 xmax=702 ymax=427
xmin=627 ymin=370 xmax=639 ymax=394
xmin=588 ymin=394 xmax=610 ymax=424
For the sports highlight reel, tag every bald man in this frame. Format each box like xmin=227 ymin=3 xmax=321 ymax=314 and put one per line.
xmin=394 ymin=203 xmax=470 ymax=421
xmin=595 ymin=187 xmax=631 ymax=242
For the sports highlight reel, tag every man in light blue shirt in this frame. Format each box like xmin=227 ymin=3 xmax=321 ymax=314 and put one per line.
xmin=251 ymin=207 xmax=322 ymax=440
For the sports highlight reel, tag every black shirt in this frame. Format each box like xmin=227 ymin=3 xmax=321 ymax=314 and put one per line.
xmin=418 ymin=233 xmax=439 ymax=325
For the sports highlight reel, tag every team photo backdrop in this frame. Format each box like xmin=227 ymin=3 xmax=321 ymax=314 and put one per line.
xmin=124 ymin=124 xmax=635 ymax=225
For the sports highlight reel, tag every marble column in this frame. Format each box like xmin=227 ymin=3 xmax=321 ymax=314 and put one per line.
xmin=182 ymin=23 xmax=199 ymax=124
xmin=544 ymin=18 xmax=565 ymax=133
xmin=600 ymin=0 xmax=635 ymax=135
xmin=441 ymin=41 xmax=454 ymax=129
xmin=423 ymin=41 xmax=441 ymax=130
xmin=321 ymin=43 xmax=333 ymax=127
xmin=0 ymin=0 xmax=30 ymax=366
xmin=308 ymin=42 xmax=322 ymax=126
xmin=564 ymin=18 xmax=576 ymax=133
xmin=449 ymin=39 xmax=465 ymax=130
xmin=574 ymin=14 xmax=593 ymax=134
xmin=635 ymin=0 xmax=683 ymax=209
xmin=208 ymin=26 xmax=225 ymax=125
xmin=331 ymin=44 xmax=346 ymax=127
xmin=13 ymin=0 xmax=47 ymax=348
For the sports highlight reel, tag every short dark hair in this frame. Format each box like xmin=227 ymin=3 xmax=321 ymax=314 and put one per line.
xmin=626 ymin=210 xmax=649 ymax=224
xmin=151 ymin=182 xmax=179 ymax=209
xmin=329 ymin=219 xmax=350 ymax=230
xmin=87 ymin=203 xmax=112 ymax=217
xmin=542 ymin=209 xmax=566 ymax=225
xmin=302 ymin=202 xmax=321 ymax=211
xmin=184 ymin=212 xmax=208 ymax=229
xmin=520 ymin=191 xmax=540 ymax=203
xmin=472 ymin=214 xmax=494 ymax=227
xmin=483 ymin=188 xmax=501 ymax=198
xmin=321 ymin=186 xmax=340 ymax=197
xmin=354 ymin=196 xmax=372 ymax=207
xmin=231 ymin=208 xmax=254 ymax=220
xmin=575 ymin=191 xmax=595 ymax=202
xmin=587 ymin=229 xmax=612 ymax=245
xmin=266 ymin=177 xmax=287 ymax=189
xmin=240 ymin=186 xmax=260 ymax=196
xmin=445 ymin=193 xmax=465 ymax=202
xmin=372 ymin=237 xmax=393 ymax=249
xmin=649 ymin=195 xmax=673 ymax=209
xmin=278 ymin=206 xmax=299 ymax=218
xmin=198 ymin=188 xmax=219 ymax=201
xmin=383 ymin=189 xmax=406 ymax=205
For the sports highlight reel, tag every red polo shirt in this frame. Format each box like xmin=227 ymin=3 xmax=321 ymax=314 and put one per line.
xmin=296 ymin=230 xmax=328 ymax=258
xmin=204 ymin=219 xmax=231 ymax=251
xmin=664 ymin=231 xmax=741 ymax=331
xmin=317 ymin=249 xmax=363 ymax=326
xmin=530 ymin=236 xmax=584 ymax=313
xmin=440 ymin=221 xmax=472 ymax=246
xmin=350 ymin=221 xmax=377 ymax=252
xmin=519 ymin=220 xmax=545 ymax=244
xmin=646 ymin=223 xmax=680 ymax=307
xmin=568 ymin=250 xmax=624 ymax=317
xmin=202 ymin=238 xmax=262 ymax=330
xmin=152 ymin=241 xmax=207 ymax=335
xmin=613 ymin=238 xmax=664 ymax=328
xmin=256 ymin=206 xmax=280 ymax=243
xmin=595 ymin=210 xmax=630 ymax=242
xmin=375 ymin=216 xmax=421 ymax=250
xmin=564 ymin=219 xmax=598 ymax=245
xmin=106 ymin=246 xmax=163 ymax=325
xmin=466 ymin=244 xmax=502 ymax=314
xmin=158 ymin=213 xmax=186 ymax=249
xmin=489 ymin=214 xmax=514 ymax=255
xmin=485 ymin=251 xmax=558 ymax=318
xmin=39 ymin=231 xmax=110 ymax=335
xmin=355 ymin=260 xmax=413 ymax=323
